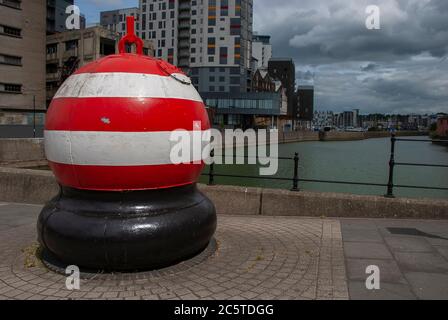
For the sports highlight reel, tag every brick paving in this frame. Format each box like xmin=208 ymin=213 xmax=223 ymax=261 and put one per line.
xmin=2 ymin=203 xmax=448 ymax=300
xmin=0 ymin=203 xmax=348 ymax=300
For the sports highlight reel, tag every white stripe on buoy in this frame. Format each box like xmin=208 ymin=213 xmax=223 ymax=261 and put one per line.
xmin=54 ymin=72 xmax=202 ymax=102
xmin=44 ymin=130 xmax=209 ymax=166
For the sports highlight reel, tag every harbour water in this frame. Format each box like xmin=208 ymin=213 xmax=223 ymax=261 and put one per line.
xmin=199 ymin=136 xmax=448 ymax=200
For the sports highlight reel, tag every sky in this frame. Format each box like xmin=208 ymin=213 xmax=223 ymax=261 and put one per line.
xmin=75 ymin=0 xmax=448 ymax=115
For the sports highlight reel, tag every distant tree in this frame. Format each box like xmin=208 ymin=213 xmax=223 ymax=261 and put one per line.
xmin=430 ymin=123 xmax=437 ymax=132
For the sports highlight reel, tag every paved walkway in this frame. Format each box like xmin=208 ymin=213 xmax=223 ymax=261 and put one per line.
xmin=0 ymin=203 xmax=447 ymax=300
xmin=341 ymin=218 xmax=448 ymax=299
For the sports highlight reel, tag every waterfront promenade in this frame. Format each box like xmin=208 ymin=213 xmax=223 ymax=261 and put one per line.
xmin=1 ymin=202 xmax=448 ymax=300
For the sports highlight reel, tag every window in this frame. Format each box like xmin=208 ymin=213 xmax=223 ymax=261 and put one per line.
xmin=0 ymin=53 xmax=21 ymax=66
xmin=230 ymin=18 xmax=241 ymax=35
xmin=1 ymin=25 xmax=21 ymax=37
xmin=220 ymin=47 xmax=228 ymax=64
xmin=65 ymin=40 xmax=78 ymax=51
xmin=0 ymin=0 xmax=21 ymax=9
xmin=0 ymin=83 xmax=21 ymax=93
xmin=46 ymin=43 xmax=58 ymax=54
xmin=207 ymin=37 xmax=215 ymax=55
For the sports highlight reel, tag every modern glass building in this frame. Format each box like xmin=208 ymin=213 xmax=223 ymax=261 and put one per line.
xmin=201 ymin=91 xmax=286 ymax=129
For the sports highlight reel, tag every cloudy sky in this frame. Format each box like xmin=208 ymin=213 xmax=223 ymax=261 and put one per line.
xmin=76 ymin=0 xmax=448 ymax=114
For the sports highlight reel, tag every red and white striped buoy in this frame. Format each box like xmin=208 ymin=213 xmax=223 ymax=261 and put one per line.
xmin=45 ymin=39 xmax=209 ymax=191
xmin=38 ymin=17 xmax=216 ymax=271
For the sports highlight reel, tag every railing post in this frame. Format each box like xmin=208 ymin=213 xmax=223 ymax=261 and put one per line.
xmin=291 ymin=152 xmax=299 ymax=191
xmin=208 ymin=149 xmax=215 ymax=185
xmin=385 ymin=133 xmax=396 ymax=198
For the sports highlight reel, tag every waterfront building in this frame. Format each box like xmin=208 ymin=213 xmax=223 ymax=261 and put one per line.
xmin=46 ymin=26 xmax=154 ymax=106
xmin=0 ymin=0 xmax=47 ymax=123
xmin=312 ymin=111 xmax=334 ymax=130
xmin=252 ymin=33 xmax=272 ymax=70
xmin=100 ymin=7 xmax=140 ymax=39
xmin=297 ymin=85 xmax=314 ymax=130
xmin=202 ymin=91 xmax=286 ymax=129
xmin=268 ymin=58 xmax=297 ymax=121
xmin=252 ymin=69 xmax=275 ymax=92
xmin=436 ymin=115 xmax=448 ymax=138
xmin=139 ymin=0 xmax=254 ymax=93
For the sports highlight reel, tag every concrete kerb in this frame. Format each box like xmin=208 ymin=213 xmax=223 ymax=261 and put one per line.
xmin=0 ymin=167 xmax=447 ymax=218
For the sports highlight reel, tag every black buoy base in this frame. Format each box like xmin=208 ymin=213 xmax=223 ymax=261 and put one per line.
xmin=37 ymin=184 xmax=217 ymax=271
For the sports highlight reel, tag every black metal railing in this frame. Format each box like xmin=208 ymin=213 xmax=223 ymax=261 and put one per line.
xmin=384 ymin=134 xmax=448 ymax=197
xmin=202 ymin=134 xmax=448 ymax=197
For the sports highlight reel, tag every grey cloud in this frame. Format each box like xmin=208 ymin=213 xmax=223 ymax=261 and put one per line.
xmin=253 ymin=0 xmax=448 ymax=114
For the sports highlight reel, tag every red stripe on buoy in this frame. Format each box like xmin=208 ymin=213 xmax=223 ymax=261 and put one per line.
xmin=45 ymin=98 xmax=210 ymax=132
xmin=48 ymin=161 xmax=205 ymax=191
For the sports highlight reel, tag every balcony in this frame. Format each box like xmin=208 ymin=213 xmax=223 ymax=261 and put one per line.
xmin=178 ymin=49 xmax=190 ymax=59
xmin=178 ymin=12 xmax=191 ymax=20
xmin=178 ymin=58 xmax=189 ymax=68
xmin=178 ymin=30 xmax=190 ymax=38
xmin=178 ymin=1 xmax=191 ymax=11
xmin=178 ymin=40 xmax=190 ymax=49
xmin=178 ymin=22 xmax=190 ymax=30
xmin=46 ymin=52 xmax=58 ymax=62
xmin=63 ymin=47 xmax=78 ymax=58
xmin=46 ymin=72 xmax=60 ymax=81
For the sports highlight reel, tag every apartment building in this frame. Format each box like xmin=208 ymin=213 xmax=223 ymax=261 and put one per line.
xmin=139 ymin=0 xmax=253 ymax=93
xmin=268 ymin=58 xmax=297 ymax=120
xmin=0 ymin=0 xmax=46 ymax=118
xmin=100 ymin=7 xmax=140 ymax=39
xmin=252 ymin=33 xmax=271 ymax=70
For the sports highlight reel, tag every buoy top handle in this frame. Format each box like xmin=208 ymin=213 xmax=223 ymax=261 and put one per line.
xmin=118 ymin=16 xmax=144 ymax=55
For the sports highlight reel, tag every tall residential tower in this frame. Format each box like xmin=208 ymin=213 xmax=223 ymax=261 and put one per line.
xmin=139 ymin=0 xmax=253 ymax=93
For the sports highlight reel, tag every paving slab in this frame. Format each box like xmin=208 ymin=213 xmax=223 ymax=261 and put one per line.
xmin=345 ymin=258 xmax=407 ymax=284
xmin=384 ymin=236 xmax=434 ymax=253
xmin=404 ymin=272 xmax=448 ymax=300
xmin=344 ymin=242 xmax=393 ymax=260
xmin=341 ymin=218 xmax=448 ymax=300
xmin=348 ymin=281 xmax=416 ymax=300
xmin=394 ymin=252 xmax=448 ymax=273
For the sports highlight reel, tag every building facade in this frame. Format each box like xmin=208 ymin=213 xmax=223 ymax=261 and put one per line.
xmin=139 ymin=0 xmax=254 ymax=93
xmin=252 ymin=33 xmax=271 ymax=70
xmin=268 ymin=58 xmax=296 ymax=120
xmin=252 ymin=69 xmax=275 ymax=92
xmin=297 ymin=85 xmax=314 ymax=121
xmin=0 ymin=0 xmax=46 ymax=119
xmin=202 ymin=91 xmax=285 ymax=129
xmin=100 ymin=7 xmax=140 ymax=39
xmin=46 ymin=26 xmax=154 ymax=105
xmin=312 ymin=111 xmax=334 ymax=130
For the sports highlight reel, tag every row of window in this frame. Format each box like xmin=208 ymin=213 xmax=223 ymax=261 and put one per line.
xmin=0 ymin=53 xmax=21 ymax=66
xmin=205 ymin=98 xmax=275 ymax=110
xmin=0 ymin=83 xmax=21 ymax=93
xmin=0 ymin=0 xmax=21 ymax=10
xmin=0 ymin=24 xmax=21 ymax=37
